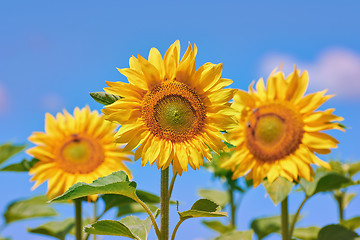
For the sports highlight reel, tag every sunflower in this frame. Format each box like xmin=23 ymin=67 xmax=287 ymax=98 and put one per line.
xmin=27 ymin=106 xmax=132 ymax=200
xmin=222 ymin=67 xmax=344 ymax=187
xmin=102 ymin=40 xmax=236 ymax=175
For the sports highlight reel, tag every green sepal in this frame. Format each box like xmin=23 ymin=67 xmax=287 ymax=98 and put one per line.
xmin=263 ymin=176 xmax=293 ymax=205
xmin=90 ymin=92 xmax=122 ymax=105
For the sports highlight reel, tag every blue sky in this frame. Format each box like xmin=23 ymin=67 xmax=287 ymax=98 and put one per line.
xmin=0 ymin=1 xmax=360 ymax=239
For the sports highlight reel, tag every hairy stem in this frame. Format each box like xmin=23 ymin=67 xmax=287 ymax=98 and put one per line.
xmin=137 ymin=198 xmax=161 ymax=238
xmin=171 ymin=218 xmax=189 ymax=240
xmin=281 ymin=197 xmax=289 ymax=240
xmin=168 ymin=172 xmax=178 ymax=200
xmin=161 ymin=168 xmax=170 ymax=240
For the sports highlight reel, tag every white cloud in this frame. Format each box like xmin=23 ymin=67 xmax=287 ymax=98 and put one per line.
xmin=0 ymin=83 xmax=9 ymax=115
xmin=40 ymin=93 xmax=64 ymax=111
xmin=259 ymin=48 xmax=360 ymax=99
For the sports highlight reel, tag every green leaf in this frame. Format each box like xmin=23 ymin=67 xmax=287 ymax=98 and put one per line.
xmin=348 ymin=162 xmax=360 ymax=178
xmin=328 ymin=160 xmax=345 ymax=174
xmin=318 ymin=224 xmax=359 ymax=240
xmin=0 ymin=143 xmax=26 ymax=166
xmin=85 ymin=211 xmax=159 ymax=240
xmin=0 ymin=237 xmax=10 ymax=240
xmin=343 ymin=192 xmax=357 ymax=209
xmin=251 ymin=215 xmax=281 ymax=239
xmin=292 ymin=226 xmax=320 ymax=240
xmin=0 ymin=158 xmax=38 ymax=172
xmin=85 ymin=220 xmax=138 ymax=239
xmin=102 ymin=190 xmax=160 ymax=211
xmin=263 ymin=177 xmax=293 ymax=205
xmin=250 ymin=215 xmax=300 ymax=239
xmin=68 ymin=218 xmax=93 ymax=236
xmin=101 ymin=190 xmax=163 ymax=217
xmin=116 ymin=203 xmax=158 ymax=218
xmin=341 ymin=217 xmax=360 ymax=231
xmin=214 ymin=230 xmax=253 ymax=240
xmin=51 ymin=171 xmax=137 ymax=202
xmin=90 ymin=92 xmax=122 ymax=105
xmin=118 ymin=215 xmax=153 ymax=240
xmin=204 ymin=151 xmax=233 ymax=180
xmin=4 ymin=196 xmax=57 ymax=224
xmin=27 ymin=218 xmax=75 ymax=240
xmin=300 ymin=171 xmax=355 ymax=197
xmin=198 ymin=189 xmax=230 ymax=208
xmin=202 ymin=220 xmax=235 ymax=234
xmin=178 ymin=199 xmax=227 ymax=219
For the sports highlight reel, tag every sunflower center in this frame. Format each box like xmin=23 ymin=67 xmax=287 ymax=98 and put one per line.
xmin=255 ymin=114 xmax=285 ymax=145
xmin=142 ymin=80 xmax=206 ymax=142
xmin=58 ymin=134 xmax=104 ymax=173
xmin=155 ymin=95 xmax=196 ymax=134
xmin=246 ymin=103 xmax=303 ymax=161
xmin=62 ymin=140 xmax=91 ymax=164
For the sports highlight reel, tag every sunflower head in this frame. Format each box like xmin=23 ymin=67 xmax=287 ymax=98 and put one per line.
xmin=27 ymin=106 xmax=132 ymax=200
xmin=222 ymin=67 xmax=344 ymax=187
xmin=102 ymin=41 xmax=236 ymax=175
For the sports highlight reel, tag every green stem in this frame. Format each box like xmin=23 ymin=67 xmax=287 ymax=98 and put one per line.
xmin=161 ymin=168 xmax=169 ymax=240
xmin=229 ymin=186 xmax=236 ymax=227
xmin=289 ymin=196 xmax=309 ymax=238
xmin=168 ymin=172 xmax=177 ymax=200
xmin=137 ymin=198 xmax=161 ymax=238
xmin=93 ymin=202 xmax=97 ymax=240
xmin=171 ymin=218 xmax=188 ymax=240
xmin=281 ymin=197 xmax=289 ymax=240
xmin=335 ymin=194 xmax=344 ymax=222
xmin=85 ymin=210 xmax=107 ymax=240
xmin=74 ymin=198 xmax=82 ymax=240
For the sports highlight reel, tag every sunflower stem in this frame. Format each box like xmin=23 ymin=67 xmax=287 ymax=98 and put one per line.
xmin=74 ymin=198 xmax=82 ymax=240
xmin=171 ymin=218 xmax=187 ymax=240
xmin=289 ymin=196 xmax=309 ymax=238
xmin=93 ymin=201 xmax=97 ymax=240
xmin=335 ymin=193 xmax=344 ymax=222
xmin=281 ymin=197 xmax=289 ymax=240
xmin=136 ymin=197 xmax=161 ymax=238
xmin=228 ymin=186 xmax=236 ymax=227
xmin=168 ymin=172 xmax=177 ymax=200
xmin=161 ymin=168 xmax=170 ymax=240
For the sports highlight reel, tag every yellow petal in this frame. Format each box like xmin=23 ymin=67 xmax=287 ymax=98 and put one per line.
xmin=148 ymin=47 xmax=165 ymax=80
xmin=137 ymin=54 xmax=161 ymax=89
xmin=117 ymin=68 xmax=148 ymax=90
xmin=302 ymin=132 xmax=339 ymax=149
